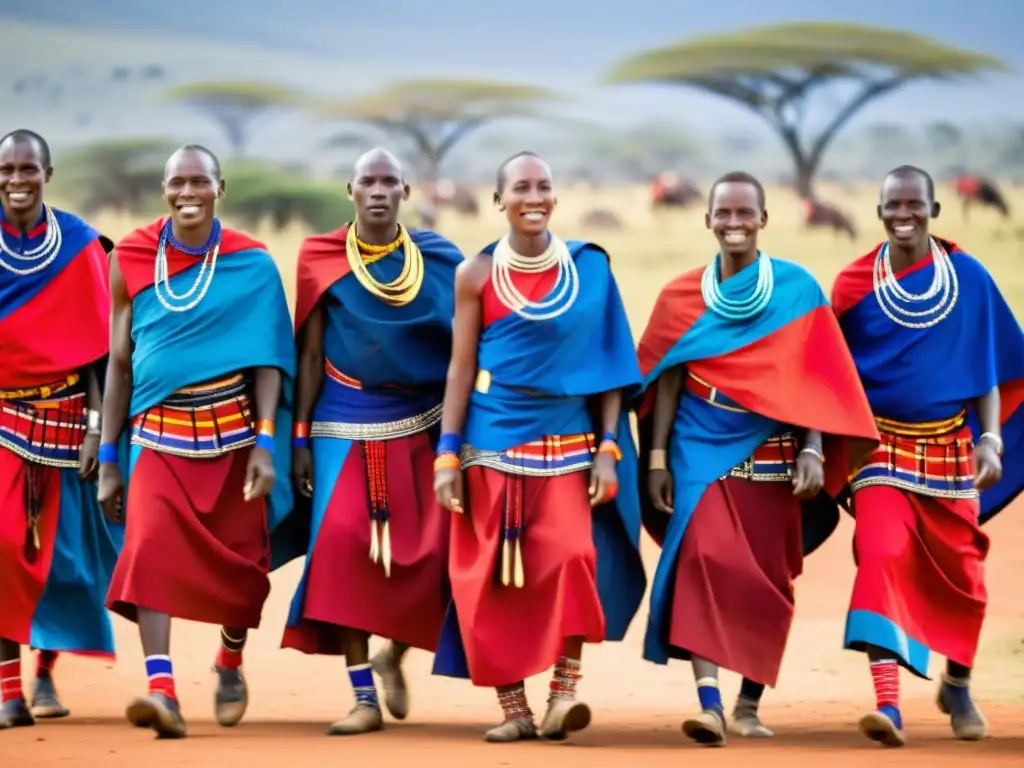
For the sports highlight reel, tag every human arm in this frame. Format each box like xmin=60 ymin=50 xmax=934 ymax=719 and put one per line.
xmin=78 ymin=363 xmax=102 ymax=480
xmin=589 ymin=388 xmax=623 ymax=505
xmin=648 ymin=365 xmax=683 ymax=513
xmin=291 ymin=304 xmax=325 ymax=497
xmin=434 ymin=256 xmax=487 ymax=513
xmin=96 ymin=253 xmax=133 ymax=520
xmin=974 ymin=385 xmax=1002 ymax=491
xmin=792 ymin=428 xmax=825 ymax=499
xmin=244 ymin=365 xmax=282 ymax=501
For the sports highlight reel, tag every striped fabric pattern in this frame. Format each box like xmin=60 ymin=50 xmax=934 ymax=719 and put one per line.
xmin=725 ymin=433 xmax=798 ymax=483
xmin=852 ymin=414 xmax=977 ymax=499
xmin=0 ymin=390 xmax=86 ymax=468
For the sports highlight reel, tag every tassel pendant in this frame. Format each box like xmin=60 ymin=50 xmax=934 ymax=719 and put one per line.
xmin=31 ymin=519 xmax=40 ymax=552
xmin=513 ymin=538 xmax=525 ymax=588
xmin=501 ymin=538 xmax=512 ymax=586
xmin=369 ymin=520 xmax=380 ymax=563
xmin=381 ymin=520 xmax=392 ymax=578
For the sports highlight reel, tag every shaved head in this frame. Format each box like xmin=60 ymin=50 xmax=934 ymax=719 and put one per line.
xmin=352 ymin=147 xmax=403 ymax=182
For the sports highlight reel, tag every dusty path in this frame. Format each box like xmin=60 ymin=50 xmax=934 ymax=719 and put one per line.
xmin=6 ymin=507 xmax=1023 ymax=767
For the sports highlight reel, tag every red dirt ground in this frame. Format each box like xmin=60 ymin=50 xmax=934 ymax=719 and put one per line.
xmin=6 ymin=505 xmax=1024 ymax=767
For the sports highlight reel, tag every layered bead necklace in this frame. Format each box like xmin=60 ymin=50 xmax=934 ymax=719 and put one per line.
xmin=0 ymin=205 xmax=63 ymax=276
xmin=346 ymin=223 xmax=423 ymax=307
xmin=701 ymin=252 xmax=774 ymax=320
xmin=872 ymin=237 xmax=958 ymax=329
xmin=153 ymin=218 xmax=221 ymax=313
xmin=491 ymin=232 xmax=579 ymax=321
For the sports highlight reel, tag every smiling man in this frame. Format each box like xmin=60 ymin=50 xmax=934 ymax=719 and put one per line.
xmin=832 ymin=165 xmax=1024 ymax=748
xmin=281 ymin=147 xmax=464 ymax=736
xmin=634 ymin=171 xmax=878 ymax=748
xmin=0 ymin=129 xmax=122 ymax=730
xmin=98 ymin=144 xmax=296 ymax=739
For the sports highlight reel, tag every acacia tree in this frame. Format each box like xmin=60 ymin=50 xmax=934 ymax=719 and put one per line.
xmin=318 ymin=79 xmax=560 ymax=181
xmin=604 ymin=23 xmax=1007 ymax=197
xmin=160 ymin=80 xmax=301 ymax=157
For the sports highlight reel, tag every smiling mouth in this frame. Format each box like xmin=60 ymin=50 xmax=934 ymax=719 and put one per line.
xmin=177 ymin=204 xmax=201 ymax=215
xmin=7 ymin=191 xmax=31 ymax=204
xmin=521 ymin=211 xmax=546 ymax=222
xmin=722 ymin=231 xmax=747 ymax=245
xmin=892 ymin=223 xmax=915 ymax=236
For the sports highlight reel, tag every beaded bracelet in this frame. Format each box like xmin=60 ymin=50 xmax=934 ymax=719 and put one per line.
xmin=597 ymin=439 xmax=622 ymax=461
xmin=434 ymin=451 xmax=461 ymax=473
xmin=437 ymin=432 xmax=462 ymax=455
xmin=602 ymin=431 xmax=616 ymax=443
xmin=979 ymin=431 xmax=1004 ymax=456
xmin=255 ymin=433 xmax=276 ymax=453
xmin=256 ymin=418 xmax=275 ymax=438
xmin=293 ymin=421 xmax=310 ymax=449
xmin=98 ymin=442 xmax=119 ymax=465
xmin=799 ymin=445 xmax=825 ymax=463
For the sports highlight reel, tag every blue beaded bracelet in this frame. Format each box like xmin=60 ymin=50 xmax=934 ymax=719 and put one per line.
xmin=255 ymin=433 xmax=276 ymax=453
xmin=98 ymin=442 xmax=119 ymax=464
xmin=602 ymin=431 xmax=617 ymax=443
xmin=437 ymin=432 xmax=462 ymax=455
xmin=293 ymin=436 xmax=309 ymax=449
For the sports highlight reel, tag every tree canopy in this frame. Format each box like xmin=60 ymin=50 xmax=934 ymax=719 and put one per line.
xmin=604 ymin=23 xmax=1008 ymax=196
xmin=160 ymin=80 xmax=301 ymax=157
xmin=318 ymin=78 xmax=560 ymax=181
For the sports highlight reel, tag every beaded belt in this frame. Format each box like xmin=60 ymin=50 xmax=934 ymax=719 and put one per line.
xmin=313 ymin=361 xmax=444 ymax=578
xmin=0 ymin=378 xmax=88 ymax=559
xmin=0 ymin=373 xmax=80 ymax=402
xmin=685 ymin=372 xmax=748 ymax=412
xmin=131 ymin=373 xmax=255 ymax=458
xmin=461 ymin=433 xmax=596 ymax=589
xmin=0 ymin=382 xmax=86 ymax=468
xmin=723 ymin=433 xmax=798 ymax=483
xmin=851 ymin=411 xmax=977 ymax=499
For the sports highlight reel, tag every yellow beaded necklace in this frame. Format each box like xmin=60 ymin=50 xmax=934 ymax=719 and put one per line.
xmin=346 ymin=222 xmax=423 ymax=306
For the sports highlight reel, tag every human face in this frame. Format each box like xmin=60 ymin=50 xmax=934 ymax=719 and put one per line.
xmin=497 ymin=156 xmax=556 ymax=237
xmin=706 ymin=181 xmax=765 ymax=257
xmin=349 ymin=155 xmax=408 ymax=228
xmin=162 ymin=150 xmax=222 ymax=231
xmin=0 ymin=138 xmax=51 ymax=221
xmin=879 ymin=173 xmax=931 ymax=251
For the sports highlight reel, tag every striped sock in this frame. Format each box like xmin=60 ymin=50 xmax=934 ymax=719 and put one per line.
xmin=347 ymin=663 xmax=379 ymax=710
xmin=870 ymin=659 xmax=901 ymax=727
xmin=145 ymin=655 xmax=177 ymax=701
xmin=696 ymin=677 xmax=722 ymax=713
xmin=216 ymin=628 xmax=245 ymax=670
xmin=35 ymin=650 xmax=58 ymax=679
xmin=0 ymin=658 xmax=23 ymax=702
xmin=549 ymin=656 xmax=582 ymax=700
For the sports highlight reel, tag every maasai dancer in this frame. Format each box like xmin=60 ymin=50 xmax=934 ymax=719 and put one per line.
xmin=636 ymin=171 xmax=880 ymax=747
xmin=833 ymin=166 xmax=1024 ymax=748
xmin=98 ymin=145 xmax=296 ymax=739
xmin=432 ymin=152 xmax=647 ymax=743
xmin=0 ymin=129 xmax=122 ymax=730
xmin=281 ymin=148 xmax=463 ymax=735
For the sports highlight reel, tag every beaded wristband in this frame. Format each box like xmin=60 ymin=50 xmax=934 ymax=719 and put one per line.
xmin=979 ymin=431 xmax=1004 ymax=456
xmin=256 ymin=418 xmax=275 ymax=437
xmin=98 ymin=442 xmax=119 ymax=464
xmin=437 ymin=432 xmax=462 ymax=455
xmin=434 ymin=451 xmax=461 ymax=473
xmin=602 ymin=431 xmax=616 ymax=443
xmin=293 ymin=436 xmax=310 ymax=449
xmin=293 ymin=421 xmax=310 ymax=439
xmin=598 ymin=439 xmax=623 ymax=461
xmin=799 ymin=445 xmax=824 ymax=463
xmin=255 ymin=433 xmax=276 ymax=453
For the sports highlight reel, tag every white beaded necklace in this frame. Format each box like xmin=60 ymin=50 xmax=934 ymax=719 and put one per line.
xmin=153 ymin=229 xmax=220 ymax=313
xmin=491 ymin=232 xmax=579 ymax=321
xmin=0 ymin=206 xmax=63 ymax=276
xmin=701 ymin=252 xmax=774 ymax=320
xmin=872 ymin=237 xmax=958 ymax=329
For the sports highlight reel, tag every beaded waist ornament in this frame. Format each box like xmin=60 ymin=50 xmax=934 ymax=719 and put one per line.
xmin=0 ymin=375 xmax=89 ymax=559
xmin=683 ymin=373 xmax=799 ymax=481
xmin=131 ymin=373 xmax=255 ymax=458
xmin=851 ymin=411 xmax=977 ymax=499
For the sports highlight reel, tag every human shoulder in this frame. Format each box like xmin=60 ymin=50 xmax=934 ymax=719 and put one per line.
xmin=455 ymin=250 xmax=491 ymax=292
